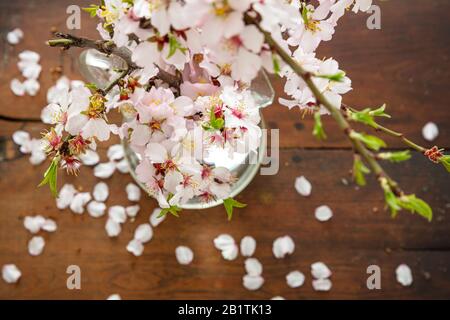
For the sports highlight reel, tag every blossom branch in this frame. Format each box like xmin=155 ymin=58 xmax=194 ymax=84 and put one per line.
xmin=47 ymin=33 xmax=181 ymax=89
xmin=248 ymin=14 xmax=433 ymax=220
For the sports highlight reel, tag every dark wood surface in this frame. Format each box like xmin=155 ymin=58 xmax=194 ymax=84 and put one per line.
xmin=0 ymin=0 xmax=449 ymax=299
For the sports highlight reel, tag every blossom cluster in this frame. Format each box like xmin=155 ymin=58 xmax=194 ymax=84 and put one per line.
xmin=41 ymin=0 xmax=373 ymax=210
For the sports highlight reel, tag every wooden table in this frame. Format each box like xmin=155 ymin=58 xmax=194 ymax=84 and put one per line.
xmin=0 ymin=0 xmax=449 ymax=299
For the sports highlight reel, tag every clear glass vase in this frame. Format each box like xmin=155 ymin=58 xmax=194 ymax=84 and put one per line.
xmin=79 ymin=49 xmax=274 ymax=209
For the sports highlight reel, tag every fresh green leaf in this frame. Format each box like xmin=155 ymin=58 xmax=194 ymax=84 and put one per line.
xmin=353 ymin=156 xmax=371 ymax=186
xmin=223 ymin=198 xmax=247 ymax=221
xmin=158 ymin=205 xmax=182 ymax=218
xmin=272 ymin=54 xmax=281 ymax=75
xmin=380 ymin=178 xmax=401 ymax=217
xmin=82 ymin=5 xmax=100 ymax=17
xmin=312 ymin=111 xmax=327 ymax=140
xmin=369 ymin=104 xmax=390 ymax=118
xmin=349 ymin=104 xmax=390 ymax=128
xmin=38 ymin=157 xmax=60 ymax=197
xmin=350 ymin=131 xmax=387 ymax=151
xmin=398 ymin=194 xmax=433 ymax=222
xmin=167 ymin=34 xmax=187 ymax=59
xmin=378 ymin=150 xmax=411 ymax=163
xmin=85 ymin=82 xmax=99 ymax=92
xmin=439 ymin=155 xmax=450 ymax=173
xmin=317 ymin=71 xmax=346 ymax=82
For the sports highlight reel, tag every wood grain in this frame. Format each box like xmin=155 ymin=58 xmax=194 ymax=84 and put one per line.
xmin=0 ymin=0 xmax=449 ymax=299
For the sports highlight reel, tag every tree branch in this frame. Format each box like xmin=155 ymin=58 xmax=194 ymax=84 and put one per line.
xmin=47 ymin=33 xmax=181 ymax=89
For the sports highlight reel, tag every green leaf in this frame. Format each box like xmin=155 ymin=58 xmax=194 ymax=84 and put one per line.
xmin=439 ymin=155 xmax=450 ymax=173
xmin=353 ymin=156 xmax=371 ymax=186
xmin=369 ymin=104 xmax=390 ymax=118
xmin=398 ymin=194 xmax=433 ymax=222
xmin=38 ymin=157 xmax=59 ymax=197
xmin=158 ymin=205 xmax=182 ymax=218
xmin=380 ymin=178 xmax=401 ymax=217
xmin=167 ymin=34 xmax=187 ymax=59
xmin=312 ymin=111 xmax=327 ymax=140
xmin=272 ymin=54 xmax=281 ymax=75
xmin=301 ymin=5 xmax=310 ymax=24
xmin=378 ymin=150 xmax=411 ymax=163
xmin=223 ymin=198 xmax=247 ymax=221
xmin=82 ymin=5 xmax=100 ymax=17
xmin=317 ymin=71 xmax=346 ymax=82
xmin=85 ymin=82 xmax=99 ymax=92
xmin=349 ymin=104 xmax=390 ymax=128
xmin=350 ymin=131 xmax=387 ymax=151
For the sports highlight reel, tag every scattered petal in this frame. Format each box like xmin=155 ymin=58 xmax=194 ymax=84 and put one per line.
xmin=214 ymin=234 xmax=236 ymax=251
xmin=108 ymin=206 xmax=127 ymax=223
xmin=23 ymin=79 xmax=40 ymax=96
xmin=243 ymin=275 xmax=264 ymax=291
xmin=42 ymin=219 xmax=57 ymax=232
xmin=87 ymin=201 xmax=106 ymax=218
xmin=240 ymin=236 xmax=256 ymax=257
xmin=105 ymin=218 xmax=121 ymax=237
xmin=312 ymin=278 xmax=332 ymax=291
xmin=93 ymin=182 xmax=109 ymax=202
xmin=272 ymin=235 xmax=295 ymax=259
xmin=315 ymin=205 xmax=333 ymax=222
xmin=19 ymin=50 xmax=40 ymax=63
xmin=126 ymin=183 xmax=141 ymax=202
xmin=422 ymin=122 xmax=439 ymax=142
xmin=107 ymin=144 xmax=125 ymax=161
xmin=2 ymin=264 xmax=21 ymax=284
xmin=221 ymin=244 xmax=239 ymax=261
xmin=6 ymin=29 xmax=22 ymax=45
xmin=175 ymin=246 xmax=194 ymax=265
xmin=116 ymin=159 xmax=130 ymax=173
xmin=23 ymin=215 xmax=45 ymax=234
xmin=94 ymin=162 xmax=116 ymax=179
xmin=10 ymin=79 xmax=25 ymax=96
xmin=12 ymin=130 xmax=30 ymax=146
xmin=134 ymin=223 xmax=153 ymax=243
xmin=126 ymin=205 xmax=140 ymax=218
xmin=126 ymin=239 xmax=144 ymax=256
xmin=79 ymin=150 xmax=100 ymax=166
xmin=57 ymin=184 xmax=77 ymax=210
xmin=286 ymin=271 xmax=305 ymax=288
xmin=311 ymin=262 xmax=332 ymax=279
xmin=150 ymin=208 xmax=165 ymax=227
xmin=21 ymin=63 xmax=42 ymax=79
xmin=70 ymin=192 xmax=91 ymax=214
xmin=271 ymin=296 xmax=285 ymax=300
xmin=396 ymin=264 xmax=413 ymax=286
xmin=295 ymin=176 xmax=311 ymax=196
xmin=107 ymin=294 xmax=121 ymax=300
xmin=245 ymin=258 xmax=263 ymax=276
xmin=28 ymin=236 xmax=45 ymax=256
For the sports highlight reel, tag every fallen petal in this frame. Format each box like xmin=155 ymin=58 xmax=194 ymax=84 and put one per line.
xmin=87 ymin=201 xmax=106 ymax=218
xmin=80 ymin=150 xmax=100 ymax=166
xmin=213 ymin=234 xmax=236 ymax=251
xmin=221 ymin=244 xmax=239 ymax=261
xmin=108 ymin=206 xmax=127 ymax=223
xmin=295 ymin=176 xmax=311 ymax=196
xmin=271 ymin=296 xmax=285 ymax=300
xmin=93 ymin=182 xmax=109 ymax=202
xmin=126 ymin=205 xmax=140 ymax=218
xmin=23 ymin=215 xmax=45 ymax=234
xmin=12 ymin=130 xmax=30 ymax=146
xmin=315 ymin=205 xmax=333 ymax=222
xmin=240 ymin=236 xmax=256 ymax=257
xmin=116 ymin=159 xmax=130 ymax=173
xmin=105 ymin=218 xmax=121 ymax=237
xmin=28 ymin=236 xmax=45 ymax=256
xmin=126 ymin=183 xmax=141 ymax=202
xmin=311 ymin=262 xmax=332 ymax=279
xmin=56 ymin=184 xmax=77 ymax=210
xmin=42 ymin=219 xmax=57 ymax=232
xmin=312 ymin=278 xmax=332 ymax=291
xmin=107 ymin=294 xmax=121 ymax=300
xmin=422 ymin=122 xmax=439 ymax=142
xmin=94 ymin=162 xmax=116 ymax=179
xmin=107 ymin=144 xmax=125 ymax=161
xmin=245 ymin=258 xmax=263 ymax=276
xmin=2 ymin=264 xmax=21 ymax=284
xmin=19 ymin=50 xmax=40 ymax=63
xmin=134 ymin=223 xmax=153 ymax=243
xmin=149 ymin=208 xmax=165 ymax=227
xmin=286 ymin=270 xmax=305 ymax=288
xmin=175 ymin=246 xmax=194 ymax=265
xmin=272 ymin=235 xmax=295 ymax=259
xmin=396 ymin=264 xmax=413 ymax=286
xmin=10 ymin=79 xmax=25 ymax=96
xmin=126 ymin=239 xmax=144 ymax=256
xmin=243 ymin=274 xmax=264 ymax=291
xmin=70 ymin=192 xmax=91 ymax=214
xmin=24 ymin=79 xmax=40 ymax=96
